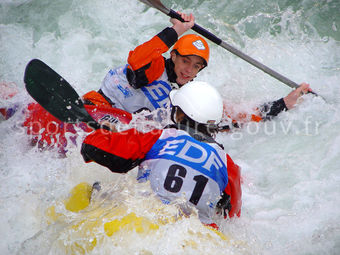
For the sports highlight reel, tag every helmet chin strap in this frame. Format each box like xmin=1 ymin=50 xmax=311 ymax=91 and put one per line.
xmin=168 ymin=106 xmax=224 ymax=149
xmin=175 ymin=123 xmax=224 ymax=149
xmin=170 ymin=105 xmax=178 ymax=124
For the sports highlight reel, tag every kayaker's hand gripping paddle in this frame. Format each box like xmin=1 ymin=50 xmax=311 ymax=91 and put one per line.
xmin=139 ymin=0 xmax=319 ymax=96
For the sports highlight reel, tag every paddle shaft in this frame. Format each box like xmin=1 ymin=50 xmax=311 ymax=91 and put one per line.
xmin=168 ymin=10 xmax=302 ymax=89
xmin=140 ymin=0 xmax=304 ymax=89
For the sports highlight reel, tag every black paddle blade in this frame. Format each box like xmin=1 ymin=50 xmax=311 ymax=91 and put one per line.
xmin=24 ymin=59 xmax=98 ymax=128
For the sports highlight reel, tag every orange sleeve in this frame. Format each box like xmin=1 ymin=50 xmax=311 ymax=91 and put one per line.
xmin=128 ymin=35 xmax=169 ymax=71
xmin=127 ymin=36 xmax=167 ymax=86
xmin=82 ymin=90 xmax=112 ymax=107
xmin=222 ymin=98 xmax=288 ymax=127
xmin=127 ymin=27 xmax=178 ymax=88
xmin=235 ymin=112 xmax=262 ymax=122
xmin=81 ymin=128 xmax=162 ymax=173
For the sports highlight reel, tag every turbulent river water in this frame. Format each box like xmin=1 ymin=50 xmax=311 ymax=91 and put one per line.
xmin=0 ymin=0 xmax=340 ymax=254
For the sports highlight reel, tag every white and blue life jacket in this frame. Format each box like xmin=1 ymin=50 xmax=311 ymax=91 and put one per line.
xmin=137 ymin=128 xmax=228 ymax=224
xmin=100 ymin=65 xmax=177 ymax=113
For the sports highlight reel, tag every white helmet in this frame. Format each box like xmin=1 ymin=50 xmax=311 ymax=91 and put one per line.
xmin=169 ymin=81 xmax=223 ymax=125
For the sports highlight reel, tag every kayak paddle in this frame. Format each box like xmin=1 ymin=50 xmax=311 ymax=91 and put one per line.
xmin=24 ymin=59 xmax=105 ymax=130
xmin=139 ymin=0 xmax=319 ymax=96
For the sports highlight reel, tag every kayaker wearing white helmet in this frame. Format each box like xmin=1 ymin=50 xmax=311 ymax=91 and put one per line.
xmin=81 ymin=81 xmax=241 ymax=229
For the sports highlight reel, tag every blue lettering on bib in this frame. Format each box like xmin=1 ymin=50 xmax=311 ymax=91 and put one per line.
xmin=141 ymin=80 xmax=172 ymax=109
xmin=117 ymin=84 xmax=132 ymax=98
xmin=145 ymin=135 xmax=228 ymax=191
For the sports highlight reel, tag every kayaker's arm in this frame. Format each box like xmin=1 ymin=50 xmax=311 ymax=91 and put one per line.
xmin=259 ymin=97 xmax=288 ymax=120
xmin=82 ymin=89 xmax=116 ymax=107
xmin=219 ymin=98 xmax=288 ymax=131
xmin=260 ymin=83 xmax=312 ymax=120
xmin=283 ymin=83 xmax=312 ymax=109
xmin=219 ymin=83 xmax=312 ymax=131
xmin=81 ymin=128 xmax=162 ymax=173
xmin=170 ymin=12 xmax=195 ymax=38
xmin=126 ymin=27 xmax=178 ymax=89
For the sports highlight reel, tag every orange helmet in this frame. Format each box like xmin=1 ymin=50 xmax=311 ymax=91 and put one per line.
xmin=172 ymin=34 xmax=210 ymax=66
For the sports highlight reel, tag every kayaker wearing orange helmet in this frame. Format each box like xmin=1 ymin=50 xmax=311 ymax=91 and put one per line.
xmin=82 ymin=11 xmax=311 ymax=121
xmin=82 ymin=13 xmax=210 ymax=113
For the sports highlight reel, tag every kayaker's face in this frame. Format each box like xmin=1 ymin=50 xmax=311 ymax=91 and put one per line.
xmin=171 ymin=53 xmax=205 ymax=86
